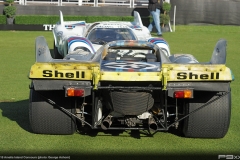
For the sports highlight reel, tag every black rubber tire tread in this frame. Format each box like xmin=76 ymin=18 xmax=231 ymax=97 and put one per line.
xmin=29 ymin=89 xmax=76 ymax=135
xmin=92 ymin=95 xmax=100 ymax=128
xmin=53 ymin=41 xmax=63 ymax=59
xmin=183 ymin=90 xmax=231 ymax=138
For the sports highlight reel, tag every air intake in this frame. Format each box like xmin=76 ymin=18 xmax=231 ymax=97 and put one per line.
xmin=111 ymin=91 xmax=154 ymax=115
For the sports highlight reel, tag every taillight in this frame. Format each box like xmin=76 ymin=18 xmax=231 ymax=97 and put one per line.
xmin=174 ymin=90 xmax=192 ymax=98
xmin=67 ymin=88 xmax=84 ymax=97
xmin=174 ymin=91 xmax=184 ymax=98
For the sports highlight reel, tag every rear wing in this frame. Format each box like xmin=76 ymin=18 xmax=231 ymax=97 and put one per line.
xmin=31 ymin=38 xmax=233 ymax=91
xmin=58 ymin=10 xmax=86 ymax=27
xmin=35 ymin=36 xmax=52 ymax=62
xmin=53 ymin=11 xmax=86 ymax=46
xmin=58 ymin=10 xmax=142 ymax=29
xmin=133 ymin=11 xmax=143 ymax=28
xmin=210 ymin=39 xmax=226 ymax=64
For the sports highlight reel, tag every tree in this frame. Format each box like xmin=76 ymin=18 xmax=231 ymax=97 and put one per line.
xmin=160 ymin=2 xmax=171 ymax=28
xmin=4 ymin=0 xmax=16 ymax=19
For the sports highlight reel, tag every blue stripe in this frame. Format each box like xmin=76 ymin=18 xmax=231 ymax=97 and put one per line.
xmin=68 ymin=37 xmax=95 ymax=53
xmin=148 ymin=38 xmax=169 ymax=46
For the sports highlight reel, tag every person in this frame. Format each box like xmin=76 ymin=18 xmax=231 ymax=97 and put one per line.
xmin=148 ymin=0 xmax=163 ymax=37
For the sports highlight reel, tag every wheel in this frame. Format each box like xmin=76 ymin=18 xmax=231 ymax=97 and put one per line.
xmin=183 ymin=89 xmax=231 ymax=138
xmin=29 ymin=88 xmax=76 ymax=135
xmin=52 ymin=41 xmax=62 ymax=59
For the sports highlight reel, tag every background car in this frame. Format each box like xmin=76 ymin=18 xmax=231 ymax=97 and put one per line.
xmin=52 ymin=11 xmax=170 ymax=59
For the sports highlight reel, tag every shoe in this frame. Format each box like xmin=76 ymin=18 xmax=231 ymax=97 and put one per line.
xmin=157 ymin=34 xmax=163 ymax=37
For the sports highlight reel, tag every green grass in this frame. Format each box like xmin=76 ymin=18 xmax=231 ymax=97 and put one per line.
xmin=0 ymin=26 xmax=239 ymax=160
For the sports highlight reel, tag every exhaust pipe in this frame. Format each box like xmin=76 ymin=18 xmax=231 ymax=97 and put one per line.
xmin=148 ymin=116 xmax=158 ymax=133
xmin=101 ymin=116 xmax=112 ymax=130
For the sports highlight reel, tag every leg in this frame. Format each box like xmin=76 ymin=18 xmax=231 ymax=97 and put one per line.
xmin=151 ymin=9 xmax=162 ymax=35
xmin=148 ymin=12 xmax=154 ymax=32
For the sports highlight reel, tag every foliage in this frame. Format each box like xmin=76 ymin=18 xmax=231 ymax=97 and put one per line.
xmin=15 ymin=15 xmax=60 ymax=24
xmin=14 ymin=15 xmax=130 ymax=24
xmin=160 ymin=14 xmax=170 ymax=26
xmin=85 ymin=16 xmax=123 ymax=23
xmin=0 ymin=15 xmax=7 ymax=24
xmin=64 ymin=15 xmax=87 ymax=21
xmin=162 ymin=1 xmax=171 ymax=14
xmin=5 ymin=0 xmax=15 ymax=5
xmin=3 ymin=0 xmax=16 ymax=18
xmin=161 ymin=2 xmax=171 ymax=27
xmin=122 ymin=16 xmax=134 ymax=22
xmin=3 ymin=6 xmax=16 ymax=18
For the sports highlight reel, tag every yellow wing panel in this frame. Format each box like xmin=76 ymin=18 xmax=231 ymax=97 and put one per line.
xmin=100 ymin=71 xmax=162 ymax=81
xmin=29 ymin=63 xmax=232 ymax=88
xmin=29 ymin=62 xmax=99 ymax=80
xmin=162 ymin=64 xmax=232 ymax=81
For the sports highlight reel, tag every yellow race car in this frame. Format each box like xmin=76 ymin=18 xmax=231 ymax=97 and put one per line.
xmin=29 ymin=37 xmax=233 ymax=138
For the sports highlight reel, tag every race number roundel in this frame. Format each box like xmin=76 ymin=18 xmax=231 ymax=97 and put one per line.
xmin=102 ymin=61 xmax=159 ymax=71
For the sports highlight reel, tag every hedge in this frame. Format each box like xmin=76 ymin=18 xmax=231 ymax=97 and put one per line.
xmin=12 ymin=15 xmax=134 ymax=25
xmin=0 ymin=15 xmax=7 ymax=24
xmin=0 ymin=15 xmax=153 ymax=26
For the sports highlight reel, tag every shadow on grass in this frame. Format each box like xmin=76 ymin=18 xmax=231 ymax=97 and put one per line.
xmin=0 ymin=99 xmax=154 ymax=138
xmin=77 ymin=122 xmax=185 ymax=138
xmin=77 ymin=125 xmax=156 ymax=138
xmin=0 ymin=99 xmax=32 ymax=133
xmin=0 ymin=99 xmax=184 ymax=138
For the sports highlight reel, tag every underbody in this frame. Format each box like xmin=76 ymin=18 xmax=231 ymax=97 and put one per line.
xmin=30 ymin=79 xmax=231 ymax=138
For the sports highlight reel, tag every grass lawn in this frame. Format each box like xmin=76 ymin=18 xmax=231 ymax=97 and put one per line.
xmin=0 ymin=26 xmax=239 ymax=160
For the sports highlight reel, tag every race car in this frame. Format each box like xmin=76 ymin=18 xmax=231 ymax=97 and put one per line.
xmin=52 ymin=10 xmax=170 ymax=59
xmin=28 ymin=37 xmax=233 ymax=138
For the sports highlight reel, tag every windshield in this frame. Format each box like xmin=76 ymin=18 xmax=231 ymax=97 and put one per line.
xmin=87 ymin=28 xmax=137 ymax=44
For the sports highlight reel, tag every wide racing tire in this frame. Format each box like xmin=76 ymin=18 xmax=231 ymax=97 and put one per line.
xmin=183 ymin=90 xmax=231 ymax=138
xmin=29 ymin=89 xmax=76 ymax=135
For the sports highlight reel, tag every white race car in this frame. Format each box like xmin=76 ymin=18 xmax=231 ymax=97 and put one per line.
xmin=52 ymin=11 xmax=170 ymax=59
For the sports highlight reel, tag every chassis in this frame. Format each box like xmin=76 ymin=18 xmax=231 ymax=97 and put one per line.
xmin=29 ymin=37 xmax=233 ymax=138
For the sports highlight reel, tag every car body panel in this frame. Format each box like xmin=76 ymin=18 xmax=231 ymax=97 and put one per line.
xmin=52 ymin=11 xmax=170 ymax=58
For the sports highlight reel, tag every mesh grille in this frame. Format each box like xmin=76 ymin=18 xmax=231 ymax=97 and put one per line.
xmin=111 ymin=91 xmax=154 ymax=115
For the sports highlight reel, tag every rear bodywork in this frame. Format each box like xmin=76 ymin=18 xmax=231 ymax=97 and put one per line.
xmin=29 ymin=37 xmax=233 ymax=138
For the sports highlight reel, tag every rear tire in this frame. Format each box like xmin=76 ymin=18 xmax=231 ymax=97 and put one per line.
xmin=183 ymin=90 xmax=231 ymax=138
xmin=29 ymin=88 xmax=76 ymax=135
